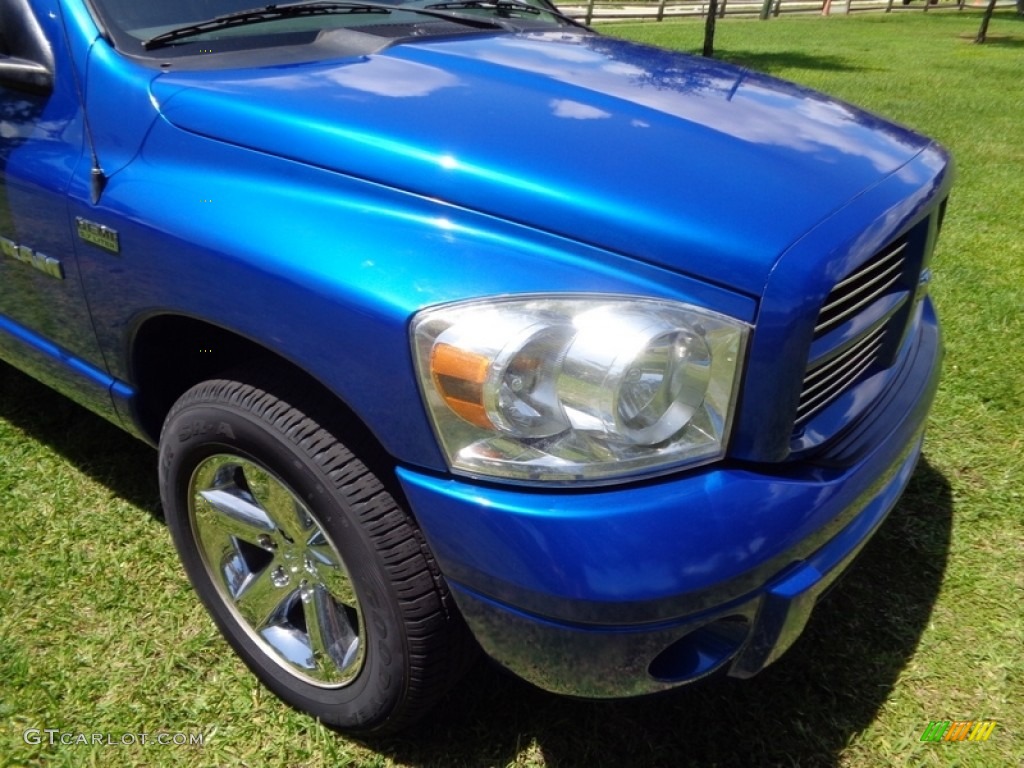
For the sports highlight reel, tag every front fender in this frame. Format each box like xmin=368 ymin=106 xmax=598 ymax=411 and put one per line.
xmin=71 ymin=119 xmax=755 ymax=470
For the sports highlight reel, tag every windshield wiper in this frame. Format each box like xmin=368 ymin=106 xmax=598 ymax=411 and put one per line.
xmin=143 ymin=1 xmax=504 ymax=51
xmin=426 ymin=0 xmax=588 ymax=28
xmin=429 ymin=0 xmax=539 ymax=15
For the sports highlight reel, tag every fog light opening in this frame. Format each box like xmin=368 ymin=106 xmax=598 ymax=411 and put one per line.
xmin=648 ymin=617 xmax=749 ymax=683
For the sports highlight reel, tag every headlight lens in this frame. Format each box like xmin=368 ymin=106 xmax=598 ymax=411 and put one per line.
xmin=412 ymin=296 xmax=748 ymax=485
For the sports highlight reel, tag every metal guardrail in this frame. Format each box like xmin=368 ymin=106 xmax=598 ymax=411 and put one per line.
xmin=558 ymin=0 xmax=1009 ymax=24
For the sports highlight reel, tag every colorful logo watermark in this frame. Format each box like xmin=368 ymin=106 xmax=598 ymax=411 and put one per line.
xmin=920 ymin=720 xmax=997 ymax=742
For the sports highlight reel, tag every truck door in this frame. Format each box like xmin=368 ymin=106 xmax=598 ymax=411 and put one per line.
xmin=0 ymin=0 xmax=111 ymax=415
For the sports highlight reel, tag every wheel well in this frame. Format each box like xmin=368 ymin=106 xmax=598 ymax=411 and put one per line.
xmin=132 ymin=316 xmax=265 ymax=442
xmin=131 ymin=316 xmax=396 ymax=484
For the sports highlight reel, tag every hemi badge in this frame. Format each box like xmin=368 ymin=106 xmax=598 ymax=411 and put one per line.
xmin=76 ymin=217 xmax=120 ymax=254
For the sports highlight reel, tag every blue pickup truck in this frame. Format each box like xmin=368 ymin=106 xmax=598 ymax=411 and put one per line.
xmin=1 ymin=0 xmax=949 ymax=733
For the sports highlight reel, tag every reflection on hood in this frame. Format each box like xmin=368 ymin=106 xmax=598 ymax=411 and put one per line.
xmin=151 ymin=31 xmax=934 ymax=294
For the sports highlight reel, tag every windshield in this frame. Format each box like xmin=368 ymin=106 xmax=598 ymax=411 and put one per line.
xmin=89 ymin=0 xmax=579 ymax=59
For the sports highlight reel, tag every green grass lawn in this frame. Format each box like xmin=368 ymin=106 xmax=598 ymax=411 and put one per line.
xmin=3 ymin=9 xmax=1022 ymax=768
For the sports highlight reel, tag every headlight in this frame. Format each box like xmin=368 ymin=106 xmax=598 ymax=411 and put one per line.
xmin=412 ymin=296 xmax=748 ymax=485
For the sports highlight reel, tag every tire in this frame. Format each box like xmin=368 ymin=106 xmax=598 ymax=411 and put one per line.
xmin=158 ymin=374 xmax=473 ymax=733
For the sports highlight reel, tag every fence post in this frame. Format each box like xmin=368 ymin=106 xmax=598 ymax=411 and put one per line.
xmin=719 ymin=0 xmax=727 ymax=17
xmin=844 ymin=0 xmax=852 ymax=13
xmin=773 ymin=0 xmax=782 ymax=15
xmin=886 ymin=0 xmax=894 ymax=11
xmin=584 ymin=0 xmax=594 ymax=25
xmin=760 ymin=0 xmax=773 ymax=18
xmin=657 ymin=0 xmax=668 ymax=21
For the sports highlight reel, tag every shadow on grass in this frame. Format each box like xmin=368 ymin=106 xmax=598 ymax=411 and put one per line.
xmin=714 ymin=50 xmax=870 ymax=75
xmin=0 ymin=361 xmax=161 ymax=516
xmin=962 ymin=9 xmax=1024 ymax=45
xmin=376 ymin=461 xmax=953 ymax=767
xmin=969 ymin=34 xmax=1024 ymax=47
xmin=0 ymin=361 xmax=953 ymax=767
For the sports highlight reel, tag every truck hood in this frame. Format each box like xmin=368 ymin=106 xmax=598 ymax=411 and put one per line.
xmin=151 ymin=31 xmax=932 ymax=296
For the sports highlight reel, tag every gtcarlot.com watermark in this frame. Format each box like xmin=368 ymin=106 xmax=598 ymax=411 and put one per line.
xmin=24 ymin=728 xmax=206 ymax=747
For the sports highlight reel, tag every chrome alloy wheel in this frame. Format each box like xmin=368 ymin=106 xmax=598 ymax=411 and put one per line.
xmin=188 ymin=454 xmax=364 ymax=687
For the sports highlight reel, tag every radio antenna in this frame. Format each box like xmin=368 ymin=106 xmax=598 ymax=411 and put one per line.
xmin=58 ymin=7 xmax=108 ymax=204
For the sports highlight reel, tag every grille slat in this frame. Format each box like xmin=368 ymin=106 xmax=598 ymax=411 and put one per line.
xmin=795 ymin=237 xmax=912 ymax=427
xmin=802 ymin=327 xmax=884 ymax=392
xmin=815 ymin=243 xmax=907 ymax=335
xmin=797 ymin=327 xmax=885 ymax=420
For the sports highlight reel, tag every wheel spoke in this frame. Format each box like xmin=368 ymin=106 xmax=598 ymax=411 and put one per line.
xmin=307 ymin=535 xmax=358 ymax=608
xmin=193 ymin=458 xmax=281 ymax=599
xmin=196 ymin=488 xmax=276 ymax=538
xmin=259 ymin=625 xmax=315 ymax=671
xmin=192 ymin=456 xmax=276 ymax=546
xmin=303 ymin=584 xmax=361 ymax=682
xmin=240 ymin=463 xmax=313 ymax=545
xmin=257 ymin=588 xmax=315 ymax=672
xmin=207 ymin=531 xmax=255 ymax=599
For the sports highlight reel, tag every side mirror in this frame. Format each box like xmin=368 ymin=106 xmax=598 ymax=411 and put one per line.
xmin=0 ymin=55 xmax=53 ymax=95
xmin=0 ymin=0 xmax=57 ymax=96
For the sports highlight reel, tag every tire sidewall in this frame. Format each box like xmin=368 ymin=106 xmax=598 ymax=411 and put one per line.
xmin=159 ymin=397 xmax=408 ymax=730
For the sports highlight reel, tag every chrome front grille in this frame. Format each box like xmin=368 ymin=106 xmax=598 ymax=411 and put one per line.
xmin=795 ymin=238 xmax=912 ymax=426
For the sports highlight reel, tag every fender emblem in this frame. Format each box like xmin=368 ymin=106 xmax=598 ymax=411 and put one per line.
xmin=0 ymin=235 xmax=65 ymax=280
xmin=76 ymin=217 xmax=120 ymax=254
